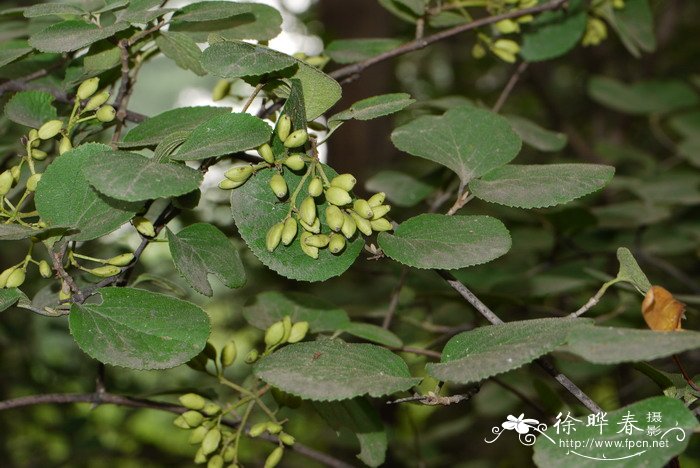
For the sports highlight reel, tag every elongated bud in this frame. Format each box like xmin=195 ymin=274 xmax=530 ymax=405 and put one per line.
xmin=38 ymin=120 xmax=63 ymax=140
xmin=269 ymin=173 xmax=288 ymax=198
xmin=277 ymin=115 xmax=291 ymax=141
xmin=279 ymin=432 xmax=296 ymax=446
xmin=193 ymin=447 xmax=206 ymax=464
xmin=300 ymin=231 xmax=319 ymax=259
xmin=173 ymin=415 xmax=190 ymax=429
xmin=258 ymin=143 xmax=275 ymax=163
xmin=180 ymin=393 xmax=206 ymax=410
xmin=207 ymin=455 xmax=224 ymax=468
xmin=133 ymin=217 xmax=156 ymax=237
xmin=26 ymin=173 xmax=42 ymax=192
xmin=58 ymin=282 xmax=71 ymax=301
xmin=249 ymin=422 xmax=267 ymax=437
xmin=28 ymin=129 xmax=39 ymax=141
xmin=328 ymin=233 xmax=346 ymax=254
xmin=490 ymin=39 xmax=520 ymax=63
xmin=283 ymin=154 xmax=305 ymax=171
xmin=370 ymin=218 xmax=393 ymax=232
xmin=212 ymin=79 xmax=231 ymax=101
xmin=351 ymin=211 xmax=372 ymax=236
xmin=265 ymin=320 xmax=286 ymax=347
xmin=201 ymin=428 xmax=221 ymax=455
xmin=221 ymin=340 xmax=237 ymax=367
xmin=89 ymin=265 xmax=121 ymax=277
xmin=266 ymin=422 xmax=283 ymax=434
xmin=189 ymin=426 xmax=208 ymax=444
xmin=282 ymin=315 xmax=292 ymax=342
xmin=304 ymin=234 xmax=329 ymax=248
xmin=39 ymin=260 xmax=52 ymax=278
xmin=495 ymin=19 xmax=519 ymax=34
xmin=31 ymin=149 xmax=48 ymax=160
xmin=5 ymin=268 xmax=25 ymax=288
xmin=299 ymin=217 xmax=320 ymax=234
xmin=182 ymin=410 xmax=204 ymax=427
xmin=96 ymin=105 xmax=116 ymax=122
xmin=371 ymin=205 xmax=391 ymax=220
xmin=308 ymin=177 xmax=323 ymax=197
xmin=283 ymin=129 xmax=308 ymax=148
xmin=353 ymin=199 xmax=373 ymax=219
xmin=222 ymin=446 xmax=235 ymax=462
xmin=299 ymin=197 xmax=316 ymax=225
xmin=330 ymin=173 xmax=356 ymax=191
xmin=0 ymin=171 xmax=13 ymax=196
xmin=341 ymin=213 xmax=357 ymax=238
xmin=59 ymin=136 xmax=72 ymax=155
xmin=368 ymin=192 xmax=386 ymax=207
xmin=325 ymin=187 xmax=351 ymax=206
xmin=106 ymin=253 xmax=134 ymax=266
xmin=77 ymin=77 xmax=99 ymax=100
xmin=225 ymin=165 xmax=253 ymax=182
xmin=0 ymin=267 xmax=16 ymax=288
xmin=245 ymin=349 xmax=259 ymax=363
xmin=517 ymin=14 xmax=534 ymax=23
xmin=266 ymin=222 xmax=284 ymax=252
xmin=281 ymin=217 xmax=297 ymax=245
xmin=287 ymin=321 xmax=309 ymax=343
xmin=219 ymin=178 xmax=245 ymax=190
xmin=265 ymin=446 xmax=284 ymax=468
xmin=10 ymin=166 xmax=20 ymax=182
xmin=202 ymin=403 xmax=220 ymax=416
xmin=84 ymin=90 xmax=110 ymax=111
xmin=325 ymin=205 xmax=344 ymax=231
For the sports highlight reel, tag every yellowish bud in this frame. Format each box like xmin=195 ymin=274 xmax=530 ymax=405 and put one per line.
xmin=287 ymin=321 xmax=309 ymax=343
xmin=330 ymin=173 xmax=356 ymax=191
xmin=77 ymin=77 xmax=99 ymax=100
xmin=266 ymin=222 xmax=284 ymax=252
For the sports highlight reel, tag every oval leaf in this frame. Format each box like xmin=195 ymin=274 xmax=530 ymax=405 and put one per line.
xmin=365 ymin=170 xmax=437 ymax=207
xmin=29 ymin=20 xmax=129 ymax=53
xmin=342 ymin=322 xmax=403 ymax=348
xmin=201 ymin=40 xmax=297 ymax=79
xmin=520 ymin=0 xmax=587 ymax=62
xmin=615 ymin=247 xmax=651 ymax=293
xmin=4 ymin=90 xmax=57 ymax=128
xmin=505 ymin=115 xmax=567 ymax=152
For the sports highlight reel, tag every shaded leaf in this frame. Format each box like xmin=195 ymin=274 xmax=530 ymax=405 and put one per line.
xmin=593 ymin=201 xmax=671 ymax=229
xmin=23 ymin=3 xmax=86 ymax=17
xmin=200 ymin=40 xmax=296 ymax=79
xmin=0 ymin=289 xmax=21 ymax=313
xmin=4 ymin=90 xmax=57 ymax=128
xmin=588 ymin=76 xmax=699 ymax=115
xmin=521 ymin=0 xmax=587 ymax=61
xmin=329 ymin=93 xmax=414 ymax=126
xmin=0 ymin=224 xmax=71 ymax=241
xmin=0 ymin=40 xmax=33 ymax=68
xmin=642 ymin=286 xmax=685 ymax=332
xmin=325 ymin=38 xmax=402 ymax=64
xmin=615 ymin=247 xmax=651 ymax=293
xmin=505 ymin=115 xmax=567 ymax=152
xmin=365 ymin=170 xmax=436 ymax=207
xmin=29 ymin=20 xmax=130 ymax=53
xmin=602 ymin=0 xmax=656 ymax=58
xmin=155 ymin=31 xmax=206 ymax=76
xmin=342 ymin=322 xmax=403 ymax=348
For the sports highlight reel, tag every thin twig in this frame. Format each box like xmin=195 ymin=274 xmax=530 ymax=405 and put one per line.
xmin=672 ymin=354 xmax=700 ymax=392
xmin=383 ymin=267 xmax=409 ymax=329
xmin=127 ymin=20 xmax=167 ymax=47
xmin=492 ymin=61 xmax=529 ymax=113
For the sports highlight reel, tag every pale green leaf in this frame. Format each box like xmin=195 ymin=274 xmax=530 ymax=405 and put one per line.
xmin=364 ymin=170 xmax=436 ymax=207
xmin=329 ymin=93 xmax=414 ymax=124
xmin=342 ymin=322 xmax=403 ymax=348
xmin=325 ymin=38 xmax=402 ymax=64
xmin=155 ymin=31 xmax=206 ymax=76
xmin=4 ymin=90 xmax=57 ymax=128
xmin=521 ymin=0 xmax=587 ymax=62
xmin=615 ymin=247 xmax=651 ymax=294
xmin=588 ymin=76 xmax=699 ymax=115
xmin=505 ymin=115 xmax=567 ymax=152
xmin=29 ymin=20 xmax=130 ymax=53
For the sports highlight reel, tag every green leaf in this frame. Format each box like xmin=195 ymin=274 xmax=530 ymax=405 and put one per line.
xmin=564 ymin=326 xmax=700 ymax=364
xmin=678 ymin=138 xmax=700 ymax=168
xmin=172 ymin=112 xmax=272 ymax=161
xmin=505 ymin=115 xmax=567 ymax=152
xmin=230 ymin=167 xmax=364 ymax=282
xmin=35 ymin=143 xmax=142 ymax=241
xmin=117 ymin=0 xmax=171 ymax=24
xmin=364 ymin=170 xmax=436 ymax=207
xmin=520 ymin=0 xmax=587 ymax=62
xmin=83 ymin=42 xmax=120 ymax=71
xmin=166 ymin=223 xmax=246 ymax=297
xmin=391 ymin=106 xmax=521 ymax=184
xmin=29 ymin=20 xmax=130 ymax=53
xmin=378 ymin=214 xmax=511 ymax=270
xmin=290 ymin=60 xmax=342 ymax=120
xmin=23 ymin=3 xmax=86 ymax=17
xmin=254 ymin=339 xmax=420 ymax=400
xmin=378 ymin=0 xmax=420 ymax=23
xmin=668 ymin=110 xmax=700 ymax=139
xmin=426 ymin=318 xmax=591 ymax=384
xmin=469 ymin=164 xmax=615 ymax=209
xmin=602 ymin=0 xmax=656 ymax=58
xmin=0 ymin=224 xmax=71 ymax=241
xmin=0 ymin=40 xmax=33 ymax=68
xmin=325 ymin=38 xmax=402 ymax=64
xmin=593 ymin=201 xmax=671 ymax=229
xmin=313 ymin=398 xmax=387 ymax=467
xmin=83 ymin=150 xmax=203 ymax=202
xmin=533 ymin=396 xmax=698 ymax=468
xmin=588 ymin=76 xmax=699 ymax=115
xmin=615 ymin=247 xmax=651 ymax=294
xmin=120 ymin=106 xmax=231 ymax=148
xmin=329 ymin=93 xmax=414 ymax=125
xmin=0 ymin=288 xmax=21 ymax=313
xmin=155 ymin=31 xmax=206 ymax=76
xmin=341 ymin=322 xmax=403 ymax=348
xmin=69 ymin=287 xmax=210 ymax=370
xmin=200 ymin=41 xmax=297 ymax=80
xmin=242 ymin=291 xmax=350 ymax=333
xmin=4 ymin=90 xmax=57 ymax=128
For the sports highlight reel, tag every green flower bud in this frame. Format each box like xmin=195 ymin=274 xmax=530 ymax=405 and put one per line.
xmin=283 ymin=154 xmax=305 ymax=171
xmin=299 ymin=197 xmax=316 ymax=225
xmin=350 ymin=211 xmax=372 ymax=236
xmin=201 ymin=428 xmax=221 ymax=455
xmin=221 ymin=340 xmax=237 ymax=367
xmin=106 ymin=253 xmax=134 ymax=266
xmin=38 ymin=120 xmax=63 ymax=140
xmin=266 ymin=422 xmax=283 ymax=434
xmin=353 ymin=199 xmax=373 ymax=219
xmin=89 ymin=265 xmax=121 ymax=278
xmin=371 ymin=204 xmax=391 ymax=220
xmin=299 ymin=217 xmax=320 ymax=234
xmin=258 ymin=143 xmax=275 ymax=163
xmin=189 ymin=425 xmax=208 ymax=444
xmin=281 ymin=315 xmax=292 ymax=343
xmin=193 ymin=447 xmax=207 ymax=464
xmin=249 ymin=422 xmax=267 ymax=437
xmin=212 ymin=79 xmax=231 ymax=101
xmin=328 ymin=233 xmax=346 ymax=254
xmin=31 ymin=149 xmax=48 ymax=161
xmin=84 ymin=90 xmax=110 ymax=111
xmin=265 ymin=320 xmax=286 ymax=347
xmin=31 ymin=138 xmax=40 ymax=148
xmin=269 ymin=173 xmax=287 ymax=198
xmin=26 ymin=173 xmax=41 ymax=192
xmin=341 ymin=213 xmax=357 ymax=239
xmin=304 ymin=234 xmax=329 ymax=248
xmin=245 ymin=349 xmax=259 ymax=364
xmin=0 ymin=267 xmax=16 ymax=288
xmin=266 ymin=222 xmax=284 ymax=252
xmin=308 ymin=177 xmax=323 ymax=197
xmin=0 ymin=171 xmax=13 ymax=196
xmin=182 ymin=410 xmax=204 ymax=427
xmin=9 ymin=166 xmax=20 ymax=182
xmin=173 ymin=415 xmax=190 ymax=429
xmin=494 ymin=19 xmax=519 ymax=34
xmin=28 ymin=129 xmax=39 ymax=141
xmin=325 ymin=187 xmax=352 ymax=206
xmin=133 ymin=217 xmax=156 ymax=237
xmin=517 ymin=14 xmax=534 ymax=23
xmin=202 ymin=403 xmax=221 ymax=416
xmin=96 ymin=105 xmax=117 ymax=122
xmin=330 ymin=173 xmax=356 ymax=191
xmin=277 ymin=114 xmax=291 ymax=141
xmin=283 ymin=129 xmax=308 ymax=148
xmin=207 ymin=455 xmax=223 ymax=468
xmin=472 ymin=44 xmax=486 ymax=59
xmin=39 ymin=260 xmax=52 ymax=278
xmin=287 ymin=321 xmax=309 ymax=343
xmin=264 ymin=446 xmax=284 ymax=468
xmin=225 ymin=165 xmax=254 ymax=183
xmin=77 ymin=77 xmax=99 ymax=100
xmin=219 ymin=178 xmax=245 ymax=190
xmin=179 ymin=393 xmax=206 ymax=410
xmin=281 ymin=217 xmax=297 ymax=245
xmin=59 ymin=136 xmax=72 ymax=155
xmin=371 ymin=218 xmax=393 ymax=232
xmin=222 ymin=445 xmax=235 ymax=462
xmin=490 ymin=39 xmax=520 ymax=63
xmin=367 ymin=192 xmax=385 ymax=207
xmin=279 ymin=432 xmax=296 ymax=446
xmin=300 ymin=231 xmax=319 ymax=259
xmin=58 ymin=283 xmax=71 ymax=301
xmin=325 ymin=205 xmax=344 ymax=232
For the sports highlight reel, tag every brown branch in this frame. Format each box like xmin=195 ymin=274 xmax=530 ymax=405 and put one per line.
xmin=111 ymin=39 xmax=133 ymax=144
xmin=127 ymin=20 xmax=167 ymax=47
xmin=492 ymin=61 xmax=529 ymax=113
xmin=329 ymin=0 xmax=568 ymax=82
